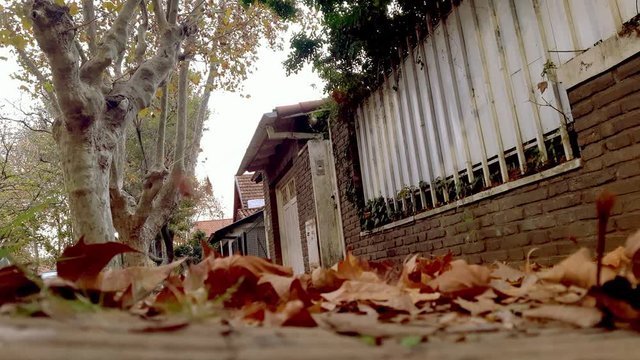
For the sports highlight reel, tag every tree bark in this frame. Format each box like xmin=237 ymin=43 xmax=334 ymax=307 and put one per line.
xmin=31 ymin=0 xmax=191 ymax=261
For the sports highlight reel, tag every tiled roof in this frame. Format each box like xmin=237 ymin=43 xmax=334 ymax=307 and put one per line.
xmin=235 ymin=207 xmax=263 ymax=221
xmin=235 ymin=174 xmax=264 ymax=208
xmin=192 ymin=219 xmax=233 ymax=236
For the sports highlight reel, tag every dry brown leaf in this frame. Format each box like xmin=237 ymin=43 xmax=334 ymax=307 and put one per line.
xmin=491 ymin=262 xmax=525 ymax=283
xmin=490 ymin=274 xmax=539 ymax=298
xmin=523 ymin=305 xmax=603 ymax=328
xmin=322 ymin=280 xmax=416 ymax=313
xmin=602 ymin=246 xmax=629 ymax=268
xmin=310 ymin=267 xmax=345 ymax=293
xmin=0 ymin=265 xmax=40 ymax=305
xmin=537 ymin=81 xmax=548 ymax=94
xmin=267 ymin=300 xmax=317 ymax=327
xmin=92 ymin=259 xmax=185 ymax=295
xmin=454 ymin=297 xmax=498 ymax=316
xmin=57 ymin=237 xmax=138 ymax=284
xmin=538 ymin=248 xmax=615 ymax=288
xmin=428 ymin=260 xmax=490 ymax=298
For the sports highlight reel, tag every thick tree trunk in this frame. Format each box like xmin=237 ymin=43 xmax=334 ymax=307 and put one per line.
xmin=54 ymin=122 xmax=115 ymax=243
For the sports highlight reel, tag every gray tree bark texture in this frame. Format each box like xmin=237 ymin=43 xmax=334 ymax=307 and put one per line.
xmin=30 ymin=0 xmax=203 ymax=266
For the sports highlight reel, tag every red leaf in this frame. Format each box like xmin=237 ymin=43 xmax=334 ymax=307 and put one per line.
xmin=0 ymin=265 xmax=39 ymax=305
xmin=57 ymin=237 xmax=138 ymax=284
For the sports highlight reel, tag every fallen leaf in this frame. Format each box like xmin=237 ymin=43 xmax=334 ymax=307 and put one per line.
xmin=268 ymin=300 xmax=317 ymax=327
xmin=322 ymin=281 xmax=416 ymax=313
xmin=602 ymin=246 xmax=629 ymax=268
xmin=490 ymin=274 xmax=539 ymax=298
xmin=91 ymin=259 xmax=185 ymax=300
xmin=523 ymin=305 xmax=603 ymax=328
xmin=454 ymin=297 xmax=498 ymax=316
xmin=310 ymin=267 xmax=344 ymax=293
xmin=491 ymin=262 xmax=525 ymax=283
xmin=57 ymin=237 xmax=138 ymax=284
xmin=537 ymin=248 xmax=615 ymax=289
xmin=0 ymin=266 xmax=39 ymax=305
xmin=428 ymin=260 xmax=490 ymax=298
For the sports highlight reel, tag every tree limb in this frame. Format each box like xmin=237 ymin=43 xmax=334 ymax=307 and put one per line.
xmin=80 ymin=0 xmax=141 ymax=85
xmin=114 ymin=22 xmax=194 ymax=110
xmin=30 ymin=0 xmax=95 ymax=131
xmin=154 ymin=84 xmax=169 ymax=168
xmin=151 ymin=0 xmax=169 ymax=30
xmin=172 ymin=53 xmax=189 ymax=174
xmin=81 ymin=0 xmax=98 ymax=54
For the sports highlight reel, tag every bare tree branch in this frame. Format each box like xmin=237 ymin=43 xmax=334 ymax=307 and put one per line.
xmin=30 ymin=0 xmax=92 ymax=130
xmin=80 ymin=0 xmax=141 ymax=84
xmin=172 ymin=57 xmax=189 ymax=174
xmin=151 ymin=0 xmax=169 ymax=30
xmin=81 ymin=0 xmax=98 ymax=54
xmin=154 ymin=84 xmax=169 ymax=168
xmin=14 ymin=48 xmax=60 ymax=117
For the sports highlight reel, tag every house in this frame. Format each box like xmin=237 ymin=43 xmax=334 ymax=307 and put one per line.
xmin=232 ymin=174 xmax=265 ymax=222
xmin=209 ymin=175 xmax=268 ymax=258
xmin=191 ymin=219 xmax=233 ymax=238
xmin=236 ymin=100 xmax=345 ymax=273
xmin=327 ymin=0 xmax=640 ymax=266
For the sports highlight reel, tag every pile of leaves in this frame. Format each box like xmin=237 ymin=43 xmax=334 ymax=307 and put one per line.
xmin=1 ymin=194 xmax=640 ymax=342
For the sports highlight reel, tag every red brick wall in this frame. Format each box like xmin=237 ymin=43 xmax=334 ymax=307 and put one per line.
xmin=330 ymin=52 xmax=640 ymax=266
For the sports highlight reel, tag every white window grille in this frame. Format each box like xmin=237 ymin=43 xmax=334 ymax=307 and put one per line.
xmin=355 ymin=0 xmax=637 ymax=225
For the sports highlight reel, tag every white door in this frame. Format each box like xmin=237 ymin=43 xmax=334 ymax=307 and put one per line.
xmin=277 ymin=177 xmax=305 ymax=274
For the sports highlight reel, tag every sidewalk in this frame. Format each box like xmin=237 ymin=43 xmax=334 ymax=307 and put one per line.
xmin=0 ymin=317 xmax=635 ymax=360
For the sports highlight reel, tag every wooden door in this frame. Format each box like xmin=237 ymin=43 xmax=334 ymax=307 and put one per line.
xmin=277 ymin=177 xmax=305 ymax=274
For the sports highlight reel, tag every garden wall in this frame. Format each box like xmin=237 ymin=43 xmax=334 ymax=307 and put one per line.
xmin=331 ymin=52 xmax=640 ymax=266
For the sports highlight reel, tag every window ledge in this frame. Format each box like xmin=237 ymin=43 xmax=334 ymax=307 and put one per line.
xmin=359 ymin=158 xmax=582 ymax=236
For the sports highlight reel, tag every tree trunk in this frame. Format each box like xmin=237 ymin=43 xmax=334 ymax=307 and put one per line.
xmin=54 ymin=117 xmax=116 ymax=244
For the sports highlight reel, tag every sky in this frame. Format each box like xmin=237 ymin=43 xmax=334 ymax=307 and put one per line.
xmin=0 ymin=34 xmax=325 ymax=220
xmin=197 ymin=42 xmax=324 ymax=218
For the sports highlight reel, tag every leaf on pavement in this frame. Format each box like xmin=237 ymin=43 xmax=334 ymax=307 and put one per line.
xmin=428 ymin=260 xmax=491 ymax=298
xmin=57 ymin=237 xmax=138 ymax=284
xmin=538 ymin=248 xmax=616 ymax=289
xmin=92 ymin=259 xmax=185 ymax=300
xmin=523 ymin=305 xmax=603 ymax=328
xmin=491 ymin=262 xmax=525 ymax=283
xmin=0 ymin=265 xmax=39 ymax=305
xmin=267 ymin=300 xmax=317 ymax=327
xmin=454 ymin=297 xmax=499 ymax=316
xmin=322 ymin=280 xmax=416 ymax=313
xmin=310 ymin=267 xmax=345 ymax=293
xmin=601 ymin=246 xmax=629 ymax=268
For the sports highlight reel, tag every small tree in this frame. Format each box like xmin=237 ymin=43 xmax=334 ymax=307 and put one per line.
xmin=1 ymin=0 xmax=295 ymax=266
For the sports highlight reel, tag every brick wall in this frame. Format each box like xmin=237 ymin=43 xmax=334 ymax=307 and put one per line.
xmin=330 ymin=52 xmax=640 ymax=266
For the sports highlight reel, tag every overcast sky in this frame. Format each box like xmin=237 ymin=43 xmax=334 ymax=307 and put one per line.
xmin=0 ymin=35 xmax=325 ymax=219
xmin=198 ymin=43 xmax=324 ymax=218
